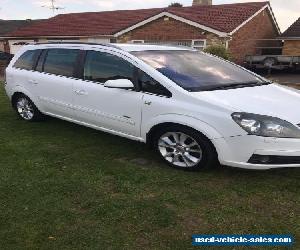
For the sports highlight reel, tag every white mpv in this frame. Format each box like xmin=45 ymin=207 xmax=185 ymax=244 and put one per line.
xmin=4 ymin=43 xmax=300 ymax=170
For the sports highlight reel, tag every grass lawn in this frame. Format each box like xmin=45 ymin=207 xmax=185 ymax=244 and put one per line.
xmin=0 ymin=85 xmax=300 ymax=250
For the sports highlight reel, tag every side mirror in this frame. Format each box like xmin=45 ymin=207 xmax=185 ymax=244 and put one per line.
xmin=104 ymin=79 xmax=134 ymax=89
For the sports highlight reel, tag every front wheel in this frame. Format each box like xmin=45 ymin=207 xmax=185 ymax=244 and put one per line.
xmin=154 ymin=126 xmax=218 ymax=171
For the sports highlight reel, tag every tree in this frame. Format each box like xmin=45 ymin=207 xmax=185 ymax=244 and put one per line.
xmin=168 ymin=2 xmax=183 ymax=7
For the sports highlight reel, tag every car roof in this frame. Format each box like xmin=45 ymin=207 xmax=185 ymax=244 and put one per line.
xmin=26 ymin=42 xmax=194 ymax=52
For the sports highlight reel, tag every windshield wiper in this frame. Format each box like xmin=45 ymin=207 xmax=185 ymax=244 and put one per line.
xmin=203 ymin=81 xmax=271 ymax=91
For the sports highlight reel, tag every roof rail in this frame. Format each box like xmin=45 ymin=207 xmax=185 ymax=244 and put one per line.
xmin=34 ymin=41 xmax=120 ymax=49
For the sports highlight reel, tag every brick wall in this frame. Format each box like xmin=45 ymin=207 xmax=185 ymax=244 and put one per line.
xmin=118 ymin=16 xmax=226 ymax=47
xmin=228 ymin=9 xmax=279 ymax=64
xmin=282 ymin=40 xmax=300 ymax=56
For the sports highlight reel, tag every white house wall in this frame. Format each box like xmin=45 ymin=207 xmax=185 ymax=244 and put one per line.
xmin=8 ymin=37 xmax=111 ymax=54
xmin=9 ymin=39 xmax=35 ymax=54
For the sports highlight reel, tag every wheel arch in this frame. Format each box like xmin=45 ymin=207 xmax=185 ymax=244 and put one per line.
xmin=10 ymin=86 xmax=39 ymax=109
xmin=11 ymin=92 xmax=26 ymax=108
xmin=144 ymin=116 xmax=224 ymax=159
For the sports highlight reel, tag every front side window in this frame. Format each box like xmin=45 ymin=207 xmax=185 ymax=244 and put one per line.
xmin=13 ymin=50 xmax=40 ymax=70
xmin=138 ymin=70 xmax=171 ymax=97
xmin=132 ymin=50 xmax=266 ymax=92
xmin=43 ymin=49 xmax=79 ymax=77
xmin=84 ymin=51 xmax=135 ymax=83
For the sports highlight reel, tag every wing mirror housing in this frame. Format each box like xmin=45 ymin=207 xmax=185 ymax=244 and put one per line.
xmin=104 ymin=79 xmax=134 ymax=90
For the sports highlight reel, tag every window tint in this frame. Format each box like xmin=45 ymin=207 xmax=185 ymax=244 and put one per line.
xmin=13 ymin=50 xmax=40 ymax=70
xmin=44 ymin=49 xmax=79 ymax=77
xmin=132 ymin=50 xmax=265 ymax=92
xmin=138 ymin=70 xmax=171 ymax=97
xmin=84 ymin=51 xmax=135 ymax=83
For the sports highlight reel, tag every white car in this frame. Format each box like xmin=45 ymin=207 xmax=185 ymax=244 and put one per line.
xmin=4 ymin=43 xmax=300 ymax=170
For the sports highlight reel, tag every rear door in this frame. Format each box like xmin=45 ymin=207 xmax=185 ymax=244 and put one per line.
xmin=32 ymin=48 xmax=80 ymax=118
xmin=9 ymin=49 xmax=42 ymax=101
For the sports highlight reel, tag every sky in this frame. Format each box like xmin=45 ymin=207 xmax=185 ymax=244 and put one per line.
xmin=0 ymin=0 xmax=299 ymax=32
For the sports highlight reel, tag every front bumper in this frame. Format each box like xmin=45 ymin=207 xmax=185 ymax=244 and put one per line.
xmin=212 ymin=135 xmax=300 ymax=170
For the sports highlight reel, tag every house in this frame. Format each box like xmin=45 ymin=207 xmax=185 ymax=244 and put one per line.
xmin=2 ymin=1 xmax=280 ymax=63
xmin=0 ymin=19 xmax=41 ymax=53
xmin=281 ymin=17 xmax=300 ymax=56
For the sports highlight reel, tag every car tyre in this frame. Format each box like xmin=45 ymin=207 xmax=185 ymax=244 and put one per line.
xmin=153 ymin=125 xmax=219 ymax=171
xmin=263 ymin=57 xmax=277 ymax=68
xmin=13 ymin=94 xmax=44 ymax=122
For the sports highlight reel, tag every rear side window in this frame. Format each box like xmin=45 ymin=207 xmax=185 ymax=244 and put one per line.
xmin=13 ymin=50 xmax=40 ymax=70
xmin=43 ymin=49 xmax=79 ymax=77
xmin=84 ymin=51 xmax=135 ymax=83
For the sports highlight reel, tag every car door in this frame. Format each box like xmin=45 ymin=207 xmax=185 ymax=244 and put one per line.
xmin=72 ymin=49 xmax=143 ymax=137
xmin=11 ymin=49 xmax=43 ymax=102
xmin=135 ymin=69 xmax=175 ymax=134
xmin=31 ymin=48 xmax=80 ymax=118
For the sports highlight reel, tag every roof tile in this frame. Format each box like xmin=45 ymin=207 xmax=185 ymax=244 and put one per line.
xmin=5 ymin=1 xmax=269 ymax=37
xmin=281 ymin=18 xmax=300 ymax=38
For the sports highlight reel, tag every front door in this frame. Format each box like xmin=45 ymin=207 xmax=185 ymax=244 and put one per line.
xmin=72 ymin=50 xmax=143 ymax=137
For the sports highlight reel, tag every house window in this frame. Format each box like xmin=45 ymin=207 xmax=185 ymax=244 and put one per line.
xmin=129 ymin=40 xmax=207 ymax=50
xmin=146 ymin=40 xmax=192 ymax=47
xmin=192 ymin=40 xmax=206 ymax=51
xmin=131 ymin=40 xmax=145 ymax=44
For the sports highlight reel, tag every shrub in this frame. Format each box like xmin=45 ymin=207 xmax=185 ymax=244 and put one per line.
xmin=204 ymin=45 xmax=231 ymax=61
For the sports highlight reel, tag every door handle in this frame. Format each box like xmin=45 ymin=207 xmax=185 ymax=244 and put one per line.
xmin=144 ymin=101 xmax=152 ymax=106
xmin=75 ymin=90 xmax=88 ymax=96
xmin=29 ymin=79 xmax=38 ymax=85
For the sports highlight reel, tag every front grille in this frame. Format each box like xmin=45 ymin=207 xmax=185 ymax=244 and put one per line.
xmin=248 ymin=154 xmax=300 ymax=165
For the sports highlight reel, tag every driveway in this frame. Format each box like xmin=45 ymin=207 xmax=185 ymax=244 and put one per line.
xmin=257 ymin=70 xmax=300 ymax=89
xmin=267 ymin=73 xmax=300 ymax=85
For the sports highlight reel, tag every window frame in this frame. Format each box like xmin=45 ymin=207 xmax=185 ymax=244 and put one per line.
xmin=35 ymin=49 xmax=47 ymax=72
xmin=192 ymin=39 xmax=207 ymax=50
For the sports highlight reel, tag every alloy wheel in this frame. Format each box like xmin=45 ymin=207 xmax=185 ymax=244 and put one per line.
xmin=158 ymin=132 xmax=203 ymax=168
xmin=16 ymin=97 xmax=34 ymax=120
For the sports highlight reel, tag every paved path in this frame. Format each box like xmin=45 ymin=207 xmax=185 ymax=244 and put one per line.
xmin=266 ymin=74 xmax=300 ymax=85
xmin=260 ymin=72 xmax=300 ymax=89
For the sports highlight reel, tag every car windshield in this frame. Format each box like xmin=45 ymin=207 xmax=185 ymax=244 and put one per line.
xmin=132 ymin=50 xmax=267 ymax=92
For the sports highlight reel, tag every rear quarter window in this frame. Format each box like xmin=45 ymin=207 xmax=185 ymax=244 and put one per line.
xmin=13 ymin=50 xmax=41 ymax=70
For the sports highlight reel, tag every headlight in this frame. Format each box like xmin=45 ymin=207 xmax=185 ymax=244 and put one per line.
xmin=232 ymin=112 xmax=300 ymax=138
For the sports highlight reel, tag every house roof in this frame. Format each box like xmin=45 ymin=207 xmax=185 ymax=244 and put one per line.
xmin=0 ymin=19 xmax=41 ymax=36
xmin=5 ymin=1 xmax=271 ymax=38
xmin=281 ymin=18 xmax=300 ymax=38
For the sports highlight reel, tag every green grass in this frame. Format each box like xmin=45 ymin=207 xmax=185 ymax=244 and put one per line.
xmin=0 ymin=85 xmax=300 ymax=250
